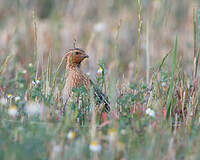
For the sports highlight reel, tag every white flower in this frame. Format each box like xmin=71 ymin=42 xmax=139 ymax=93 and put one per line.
xmin=161 ymin=82 xmax=166 ymax=87
xmin=86 ymin=72 xmax=91 ymax=76
xmin=7 ymin=93 xmax=13 ymax=99
xmin=93 ymin=22 xmax=106 ymax=33
xmin=89 ymin=140 xmax=101 ymax=152
xmin=25 ymin=102 xmax=42 ymax=116
xmin=32 ymin=81 xmax=35 ymax=85
xmin=32 ymin=80 xmax=40 ymax=85
xmin=8 ymin=105 xmax=18 ymax=117
xmin=0 ymin=97 xmax=7 ymax=105
xmin=67 ymin=131 xmax=76 ymax=139
xmin=22 ymin=70 xmax=27 ymax=74
xmin=15 ymin=96 xmax=21 ymax=102
xmin=97 ymin=66 xmax=103 ymax=74
xmin=36 ymin=80 xmax=40 ymax=84
xmin=146 ymin=108 xmax=156 ymax=118
xmin=29 ymin=63 xmax=33 ymax=67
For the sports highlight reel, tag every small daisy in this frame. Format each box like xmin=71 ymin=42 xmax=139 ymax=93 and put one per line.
xmin=25 ymin=102 xmax=42 ymax=116
xmin=89 ymin=140 xmax=102 ymax=152
xmin=161 ymin=82 xmax=168 ymax=91
xmin=29 ymin=63 xmax=33 ymax=67
xmin=36 ymin=80 xmax=40 ymax=84
xmin=15 ymin=96 xmax=21 ymax=102
xmin=7 ymin=93 xmax=13 ymax=99
xmin=8 ymin=105 xmax=18 ymax=117
xmin=93 ymin=22 xmax=106 ymax=33
xmin=32 ymin=80 xmax=40 ymax=86
xmin=67 ymin=131 xmax=76 ymax=140
xmin=86 ymin=72 xmax=91 ymax=76
xmin=97 ymin=66 xmax=103 ymax=75
xmin=22 ymin=70 xmax=27 ymax=74
xmin=146 ymin=108 xmax=156 ymax=118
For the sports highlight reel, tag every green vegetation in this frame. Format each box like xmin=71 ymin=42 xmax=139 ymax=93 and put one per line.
xmin=0 ymin=0 xmax=200 ymax=159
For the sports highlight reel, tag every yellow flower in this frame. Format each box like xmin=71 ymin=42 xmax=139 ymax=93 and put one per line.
xmin=7 ymin=93 xmax=12 ymax=98
xmin=8 ymin=105 xmax=18 ymax=117
xmin=108 ymin=128 xmax=118 ymax=140
xmin=67 ymin=131 xmax=76 ymax=140
xmin=89 ymin=140 xmax=101 ymax=152
xmin=162 ymin=82 xmax=168 ymax=91
xmin=97 ymin=66 xmax=103 ymax=74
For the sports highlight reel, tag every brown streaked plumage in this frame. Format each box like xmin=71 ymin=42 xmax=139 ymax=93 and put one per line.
xmin=62 ymin=48 xmax=110 ymax=112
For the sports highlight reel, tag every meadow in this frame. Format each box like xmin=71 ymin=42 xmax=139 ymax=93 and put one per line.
xmin=0 ymin=0 xmax=200 ymax=159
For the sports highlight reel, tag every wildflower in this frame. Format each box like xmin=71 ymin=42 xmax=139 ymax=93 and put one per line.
xmin=32 ymin=79 xmax=40 ymax=86
xmin=97 ymin=66 xmax=103 ymax=75
xmin=15 ymin=96 xmax=21 ymax=102
xmin=8 ymin=105 xmax=18 ymax=117
xmin=108 ymin=128 xmax=117 ymax=141
xmin=25 ymin=102 xmax=42 ymax=116
xmin=86 ymin=72 xmax=91 ymax=76
xmin=89 ymin=140 xmax=102 ymax=152
xmin=29 ymin=63 xmax=33 ymax=67
xmin=0 ymin=97 xmax=7 ymax=105
xmin=162 ymin=82 xmax=168 ymax=91
xmin=22 ymin=70 xmax=27 ymax=74
xmin=93 ymin=22 xmax=106 ymax=33
xmin=7 ymin=93 xmax=13 ymax=99
xmin=36 ymin=80 xmax=40 ymax=84
xmin=67 ymin=131 xmax=76 ymax=140
xmin=32 ymin=81 xmax=35 ymax=85
xmin=146 ymin=108 xmax=156 ymax=118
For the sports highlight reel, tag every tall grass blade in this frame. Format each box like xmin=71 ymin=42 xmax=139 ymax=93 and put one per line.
xmin=166 ymin=36 xmax=178 ymax=119
xmin=0 ymin=54 xmax=13 ymax=76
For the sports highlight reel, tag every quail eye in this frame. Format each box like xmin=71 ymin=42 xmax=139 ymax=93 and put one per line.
xmin=75 ymin=52 xmax=79 ymax=55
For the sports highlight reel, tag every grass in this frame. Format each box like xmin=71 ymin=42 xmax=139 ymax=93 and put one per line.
xmin=0 ymin=0 xmax=200 ymax=160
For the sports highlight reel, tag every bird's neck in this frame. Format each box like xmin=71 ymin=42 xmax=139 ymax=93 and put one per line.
xmin=66 ymin=64 xmax=81 ymax=72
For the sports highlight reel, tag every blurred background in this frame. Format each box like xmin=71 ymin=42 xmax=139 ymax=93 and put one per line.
xmin=0 ymin=0 xmax=198 ymax=82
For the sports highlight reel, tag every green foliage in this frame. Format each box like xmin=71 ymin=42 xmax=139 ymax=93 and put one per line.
xmin=0 ymin=1 xmax=200 ymax=160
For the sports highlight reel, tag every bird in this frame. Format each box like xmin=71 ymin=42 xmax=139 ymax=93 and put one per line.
xmin=62 ymin=48 xmax=111 ymax=113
